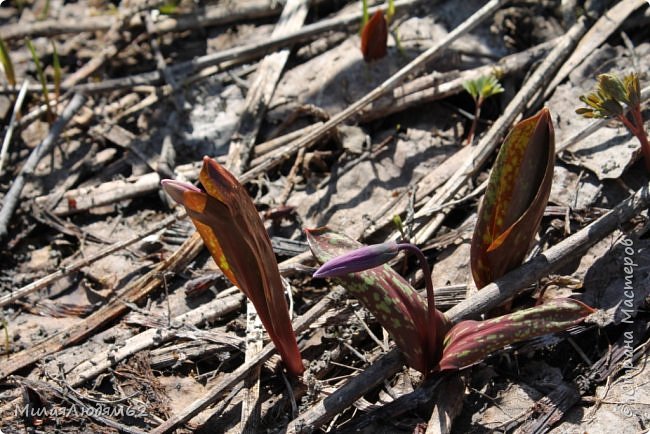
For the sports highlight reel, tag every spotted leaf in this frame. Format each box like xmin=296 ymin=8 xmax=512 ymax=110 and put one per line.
xmin=471 ymin=108 xmax=555 ymax=289
xmin=439 ymin=298 xmax=594 ymax=371
xmin=307 ymin=227 xmax=449 ymax=373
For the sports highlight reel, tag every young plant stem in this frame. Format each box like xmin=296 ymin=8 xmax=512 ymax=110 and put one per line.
xmin=618 ymin=110 xmax=650 ymax=171
xmin=466 ymin=98 xmax=482 ymax=145
xmin=396 ymin=242 xmax=436 ymax=360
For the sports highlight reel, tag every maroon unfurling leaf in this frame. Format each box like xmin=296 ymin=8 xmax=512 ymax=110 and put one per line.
xmin=307 ymin=227 xmax=449 ymax=373
xmin=162 ymin=157 xmax=304 ymax=375
xmin=438 ymin=299 xmax=594 ymax=371
xmin=361 ymin=9 xmax=388 ymax=62
xmin=471 ymin=108 xmax=555 ymax=289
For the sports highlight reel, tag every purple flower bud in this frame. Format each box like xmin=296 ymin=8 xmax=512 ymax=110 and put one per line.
xmin=313 ymin=241 xmax=400 ymax=278
xmin=161 ymin=179 xmax=203 ymax=206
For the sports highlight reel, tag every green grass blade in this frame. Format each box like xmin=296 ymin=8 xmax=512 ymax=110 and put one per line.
xmin=51 ymin=41 xmax=61 ymax=99
xmin=0 ymin=37 xmax=16 ymax=87
xmin=386 ymin=0 xmax=395 ymax=23
xmin=360 ymin=0 xmax=369 ymax=33
xmin=26 ymin=38 xmax=53 ymax=123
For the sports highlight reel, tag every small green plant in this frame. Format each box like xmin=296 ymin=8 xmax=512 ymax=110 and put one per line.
xmin=462 ymin=74 xmax=505 ymax=144
xmin=309 ymin=228 xmax=592 ymax=374
xmin=0 ymin=37 xmax=16 ymax=87
xmin=308 ymin=108 xmax=586 ymax=375
xmin=161 ymin=157 xmax=304 ymax=376
xmin=26 ymin=38 xmax=54 ymax=124
xmin=576 ymin=72 xmax=648 ymax=171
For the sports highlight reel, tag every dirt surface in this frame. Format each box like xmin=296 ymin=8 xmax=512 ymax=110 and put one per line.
xmin=1 ymin=0 xmax=649 ymax=433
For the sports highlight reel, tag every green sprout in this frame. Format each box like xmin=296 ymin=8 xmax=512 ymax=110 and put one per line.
xmin=576 ymin=72 xmax=648 ymax=171
xmin=0 ymin=37 xmax=16 ymax=87
xmin=386 ymin=0 xmax=395 ymax=24
xmin=37 ymin=0 xmax=51 ymax=20
xmin=26 ymin=38 xmax=54 ymax=124
xmin=51 ymin=41 xmax=61 ymax=100
xmin=462 ymin=74 xmax=505 ymax=144
xmin=392 ymin=214 xmax=406 ymax=240
xmin=159 ymin=0 xmax=181 ymax=15
xmin=360 ymin=0 xmax=370 ymax=32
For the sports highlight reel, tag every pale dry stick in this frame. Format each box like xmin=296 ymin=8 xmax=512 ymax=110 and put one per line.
xmin=32 ymin=124 xmax=321 ymax=216
xmin=242 ymin=304 xmax=265 ymax=434
xmin=287 ymin=178 xmax=650 ymax=433
xmin=14 ymin=90 xmax=72 ymax=129
xmin=238 ymin=0 xmax=509 ymax=185
xmin=251 ymin=122 xmax=323 ymax=162
xmin=225 ymin=0 xmax=310 ymax=176
xmin=416 ymin=86 xmax=650 ymax=218
xmin=417 ymin=179 xmax=487 ymax=219
xmin=425 ymin=376 xmax=465 ymax=434
xmin=543 ymin=0 xmax=647 ymax=101
xmin=446 ymin=182 xmax=650 ymax=321
xmin=57 ymin=0 xmax=421 ymax=94
xmin=278 ymin=147 xmax=306 ymax=205
xmin=0 ymin=211 xmax=182 ymax=309
xmin=362 ymin=39 xmax=555 ymax=122
xmin=412 ymin=17 xmax=589 ymax=245
xmin=60 ymin=5 xmax=146 ymax=89
xmin=144 ymin=12 xmax=182 ymax=110
xmin=1 ymin=0 xmax=287 ymax=41
xmin=66 ymin=293 xmax=244 ymax=386
xmin=0 ymin=93 xmax=86 ymax=240
xmin=150 ymin=286 xmax=347 ymax=434
xmin=0 ymin=231 xmax=204 ymax=381
xmin=0 ymin=79 xmax=29 ymax=175
xmin=10 ymin=377 xmax=148 ymax=434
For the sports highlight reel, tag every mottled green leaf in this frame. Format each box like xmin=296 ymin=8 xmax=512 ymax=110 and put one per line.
xmin=470 ymin=108 xmax=555 ymax=289
xmin=439 ymin=299 xmax=594 ymax=371
xmin=307 ymin=227 xmax=449 ymax=373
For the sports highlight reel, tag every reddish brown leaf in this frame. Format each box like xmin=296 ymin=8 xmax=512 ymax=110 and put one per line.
xmin=438 ymin=299 xmax=594 ymax=371
xmin=471 ymin=108 xmax=555 ymax=289
xmin=361 ymin=10 xmax=388 ymax=62
xmin=162 ymin=157 xmax=304 ymax=375
xmin=307 ymin=227 xmax=449 ymax=373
